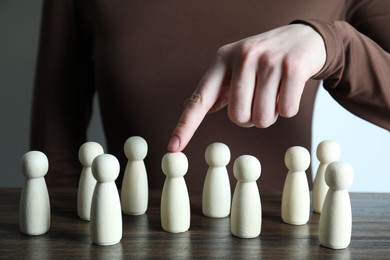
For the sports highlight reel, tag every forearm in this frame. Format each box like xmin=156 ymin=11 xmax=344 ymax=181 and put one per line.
xmin=295 ymin=19 xmax=390 ymax=130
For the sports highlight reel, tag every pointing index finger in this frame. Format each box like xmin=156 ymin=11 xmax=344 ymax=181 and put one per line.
xmin=167 ymin=59 xmax=228 ymax=152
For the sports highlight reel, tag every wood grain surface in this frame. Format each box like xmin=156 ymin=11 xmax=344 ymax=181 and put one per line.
xmin=0 ymin=188 xmax=389 ymax=258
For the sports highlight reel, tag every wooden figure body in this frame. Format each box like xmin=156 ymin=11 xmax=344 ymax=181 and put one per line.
xmin=161 ymin=152 xmax=190 ymax=233
xmin=19 ymin=151 xmax=50 ymax=235
xmin=90 ymin=154 xmax=122 ymax=246
xmin=202 ymin=142 xmax=231 ymax=218
xmin=319 ymin=161 xmax=353 ymax=249
xmin=230 ymin=155 xmax=262 ymax=238
xmin=281 ymin=146 xmax=311 ymax=225
xmin=121 ymin=136 xmax=149 ymax=215
xmin=312 ymin=140 xmax=341 ymax=213
xmin=77 ymin=142 xmax=104 ymax=220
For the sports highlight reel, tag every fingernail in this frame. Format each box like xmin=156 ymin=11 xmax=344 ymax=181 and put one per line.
xmin=168 ymin=135 xmax=180 ymax=151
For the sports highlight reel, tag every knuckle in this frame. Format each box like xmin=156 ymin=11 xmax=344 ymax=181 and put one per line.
xmin=216 ymin=44 xmax=231 ymax=61
xmin=184 ymin=89 xmax=208 ymax=113
xmin=237 ymin=41 xmax=254 ymax=57
xmin=227 ymin=108 xmax=250 ymax=125
xmin=253 ymin=118 xmax=272 ymax=128
xmin=278 ymin=105 xmax=298 ymax=118
xmin=258 ymin=53 xmax=281 ymax=77
xmin=278 ymin=98 xmax=302 ymax=119
xmin=258 ymin=52 xmax=280 ymax=72
xmin=188 ymin=90 xmax=202 ymax=105
xmin=252 ymin=111 xmax=277 ymax=128
xmin=282 ymin=56 xmax=304 ymax=76
xmin=235 ymin=41 xmax=261 ymax=64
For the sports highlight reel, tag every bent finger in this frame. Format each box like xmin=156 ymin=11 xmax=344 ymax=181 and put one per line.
xmin=227 ymin=48 xmax=257 ymax=127
xmin=277 ymin=66 xmax=307 ymax=118
xmin=252 ymin=60 xmax=281 ymax=128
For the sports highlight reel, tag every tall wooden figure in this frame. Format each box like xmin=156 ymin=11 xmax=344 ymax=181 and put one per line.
xmin=230 ymin=155 xmax=262 ymax=238
xmin=19 ymin=151 xmax=50 ymax=235
xmin=319 ymin=161 xmax=353 ymax=249
xmin=90 ymin=154 xmax=122 ymax=246
xmin=77 ymin=142 xmax=104 ymax=220
xmin=121 ymin=136 xmax=148 ymax=215
xmin=202 ymin=142 xmax=231 ymax=218
xmin=161 ymin=152 xmax=190 ymax=233
xmin=281 ymin=146 xmax=311 ymax=225
xmin=312 ymin=140 xmax=341 ymax=213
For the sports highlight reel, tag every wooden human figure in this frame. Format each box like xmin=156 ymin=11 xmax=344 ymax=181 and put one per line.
xmin=77 ymin=141 xmax=104 ymax=220
xmin=281 ymin=146 xmax=311 ymax=225
xmin=312 ymin=140 xmax=341 ymax=213
xmin=161 ymin=152 xmax=190 ymax=233
xmin=319 ymin=161 xmax=353 ymax=249
xmin=202 ymin=142 xmax=231 ymax=218
xmin=19 ymin=151 xmax=50 ymax=235
xmin=230 ymin=155 xmax=262 ymax=238
xmin=90 ymin=154 xmax=122 ymax=246
xmin=121 ymin=136 xmax=149 ymax=215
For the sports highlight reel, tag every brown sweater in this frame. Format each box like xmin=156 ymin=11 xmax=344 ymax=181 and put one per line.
xmin=31 ymin=0 xmax=390 ymax=191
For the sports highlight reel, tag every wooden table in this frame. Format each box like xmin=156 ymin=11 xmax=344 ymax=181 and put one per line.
xmin=1 ymin=188 xmax=389 ymax=258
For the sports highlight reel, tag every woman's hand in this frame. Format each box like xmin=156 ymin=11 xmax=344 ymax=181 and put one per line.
xmin=168 ymin=24 xmax=326 ymax=152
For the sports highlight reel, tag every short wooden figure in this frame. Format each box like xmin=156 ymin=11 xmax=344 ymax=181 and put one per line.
xmin=121 ymin=136 xmax=149 ymax=215
xmin=77 ymin=141 xmax=104 ymax=220
xmin=230 ymin=155 xmax=262 ymax=238
xmin=202 ymin=142 xmax=231 ymax=218
xmin=90 ymin=154 xmax=122 ymax=246
xmin=281 ymin=146 xmax=311 ymax=225
xmin=319 ymin=161 xmax=353 ymax=249
xmin=19 ymin=151 xmax=50 ymax=235
xmin=161 ymin=152 xmax=190 ymax=233
xmin=313 ymin=140 xmax=341 ymax=213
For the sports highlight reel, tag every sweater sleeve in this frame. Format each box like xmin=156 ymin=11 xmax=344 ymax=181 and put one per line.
xmin=31 ymin=0 xmax=95 ymax=187
xmin=295 ymin=0 xmax=390 ymax=130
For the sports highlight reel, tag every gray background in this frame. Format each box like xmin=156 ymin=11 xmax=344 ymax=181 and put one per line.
xmin=1 ymin=1 xmax=389 ymax=191
xmin=0 ymin=0 xmax=105 ymax=187
xmin=0 ymin=0 xmax=42 ymax=187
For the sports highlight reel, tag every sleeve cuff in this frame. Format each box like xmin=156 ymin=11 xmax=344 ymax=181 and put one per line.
xmin=290 ymin=19 xmax=344 ymax=83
